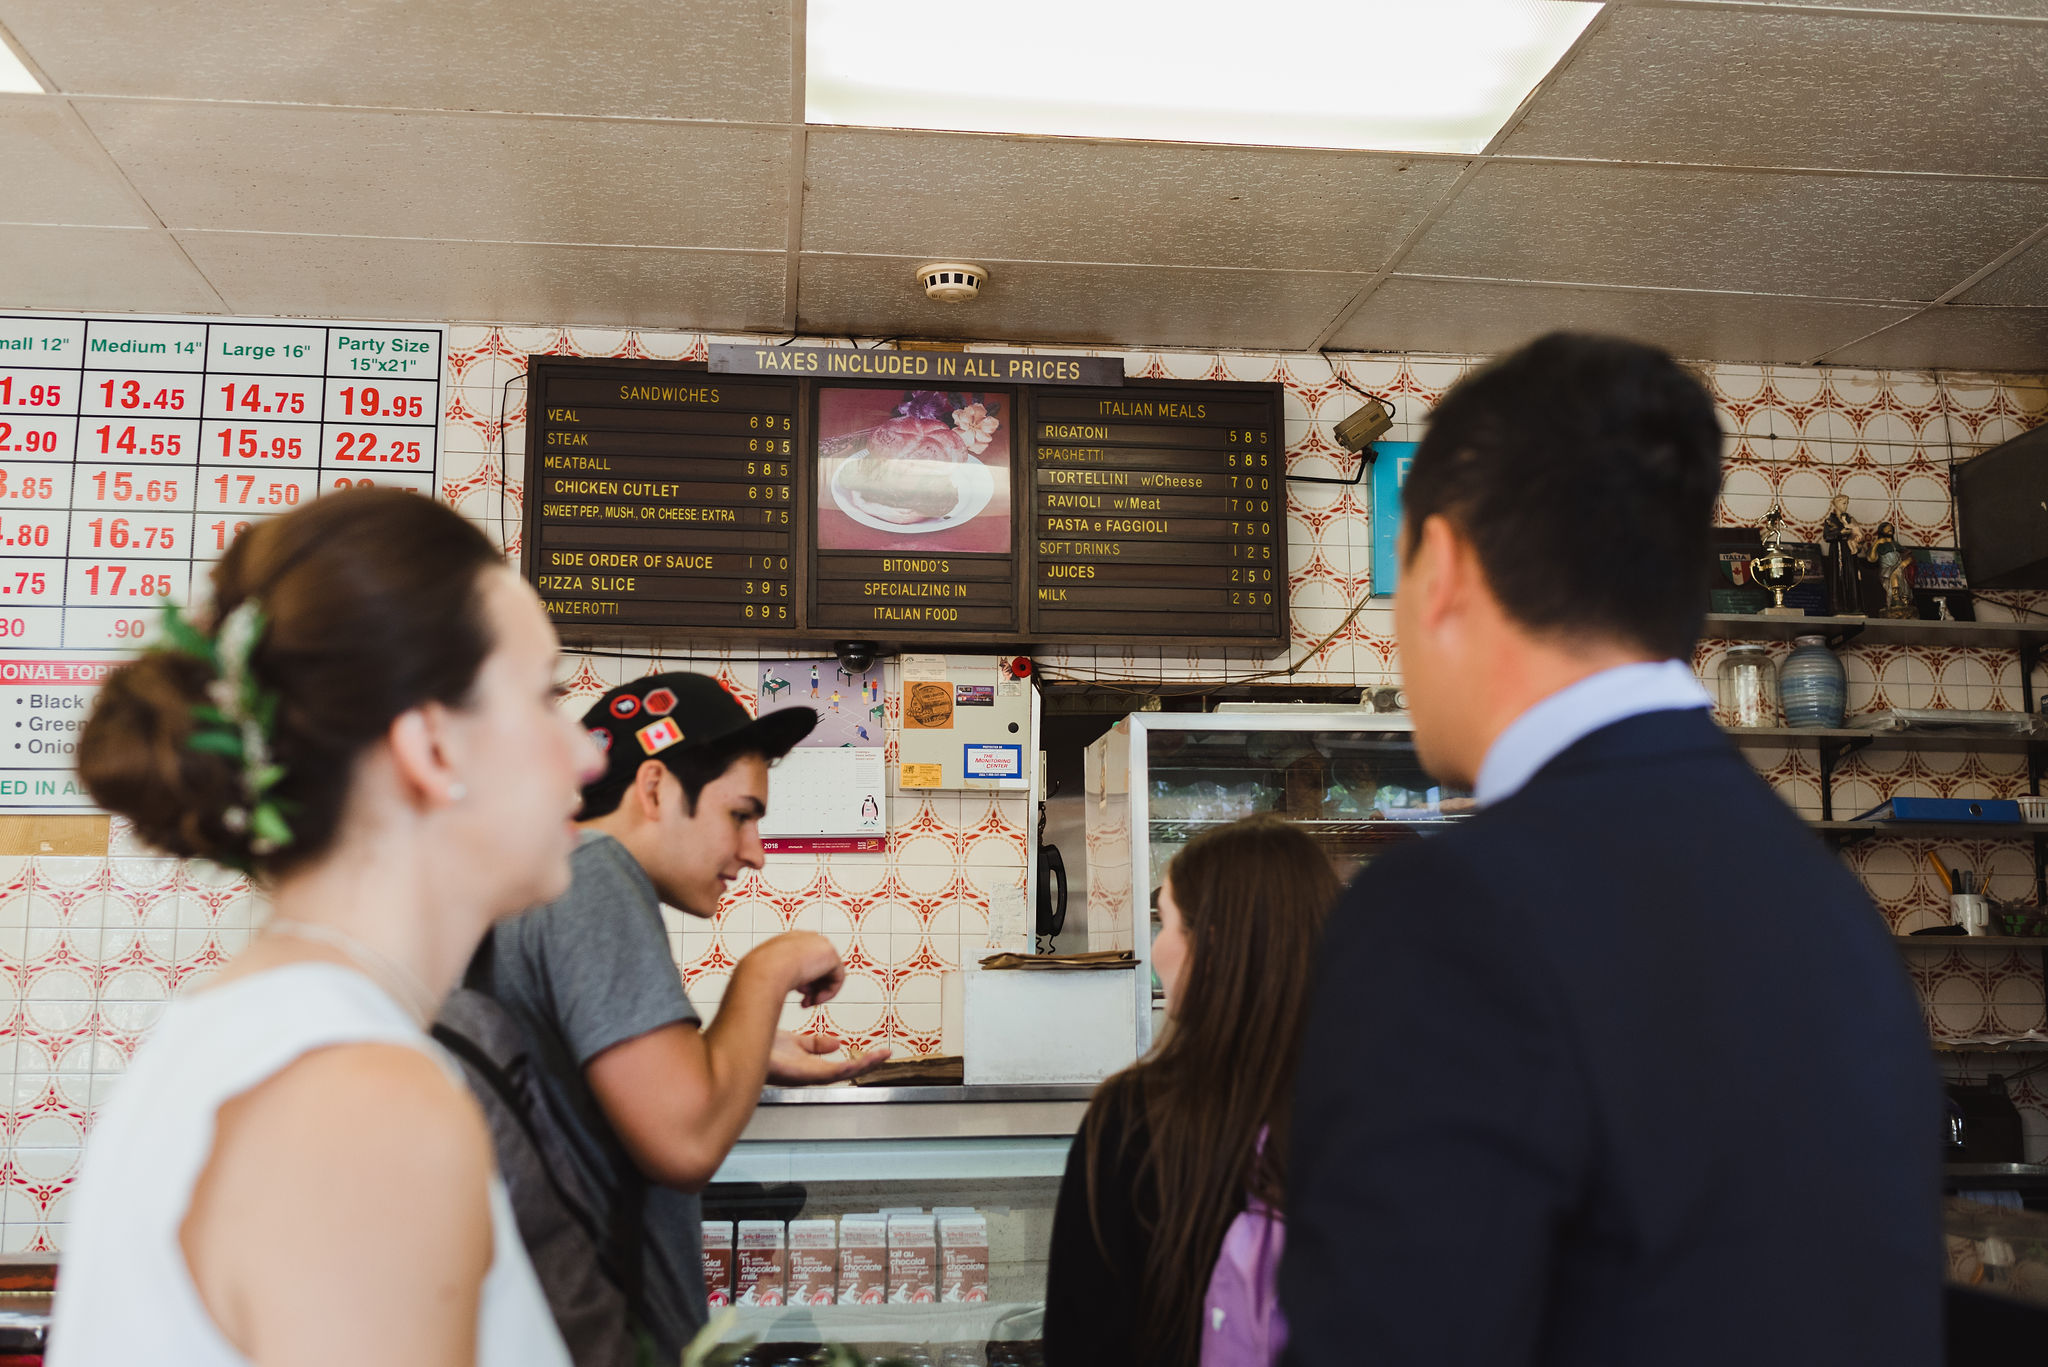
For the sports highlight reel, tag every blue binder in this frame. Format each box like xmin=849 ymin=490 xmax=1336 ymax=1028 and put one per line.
xmin=1851 ymin=797 xmax=2023 ymax=824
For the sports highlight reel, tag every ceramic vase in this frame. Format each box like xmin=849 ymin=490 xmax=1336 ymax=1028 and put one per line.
xmin=1778 ymin=635 xmax=1846 ymax=728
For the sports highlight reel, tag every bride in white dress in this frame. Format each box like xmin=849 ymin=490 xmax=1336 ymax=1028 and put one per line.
xmin=51 ymin=488 xmax=602 ymax=1367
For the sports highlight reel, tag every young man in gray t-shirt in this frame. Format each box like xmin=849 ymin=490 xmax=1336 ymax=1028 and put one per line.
xmin=478 ymin=671 xmax=887 ymax=1361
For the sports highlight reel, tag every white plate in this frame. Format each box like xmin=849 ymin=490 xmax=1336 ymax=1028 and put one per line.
xmin=827 ymin=453 xmax=995 ymax=535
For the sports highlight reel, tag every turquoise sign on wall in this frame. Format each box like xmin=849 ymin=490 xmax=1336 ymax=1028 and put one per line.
xmin=1369 ymin=441 xmax=1418 ymax=598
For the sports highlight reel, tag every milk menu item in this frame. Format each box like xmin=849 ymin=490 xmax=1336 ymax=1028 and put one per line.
xmin=939 ymin=1212 xmax=990 ymax=1303
xmin=838 ymin=1215 xmax=889 ymax=1305
xmin=787 ymin=1218 xmax=839 ymax=1306
xmin=736 ymin=1220 xmax=787 ymax=1307
xmin=887 ymin=1213 xmax=938 ymax=1304
xmin=702 ymin=1221 xmax=735 ymax=1309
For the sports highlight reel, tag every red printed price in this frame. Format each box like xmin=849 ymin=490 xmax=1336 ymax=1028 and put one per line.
xmin=211 ymin=381 xmax=310 ymax=418
xmin=0 ymin=469 xmax=62 ymax=503
xmin=0 ymin=560 xmax=64 ymax=603
xmin=207 ymin=519 xmax=251 ymax=553
xmin=0 ymin=420 xmax=68 ymax=454
xmin=77 ymin=564 xmax=178 ymax=600
xmin=94 ymin=422 xmax=184 ymax=459
xmin=0 ymin=371 xmax=69 ymax=412
xmin=88 ymin=375 xmax=191 ymax=416
xmin=208 ymin=472 xmax=302 ymax=508
xmin=0 ymin=518 xmax=55 ymax=549
xmin=214 ymin=427 xmax=305 ymax=462
xmin=86 ymin=469 xmax=182 ymax=506
xmin=325 ymin=427 xmax=425 ymax=464
xmin=329 ymin=471 xmax=434 ymax=496
xmin=84 ymin=517 xmax=177 ymax=551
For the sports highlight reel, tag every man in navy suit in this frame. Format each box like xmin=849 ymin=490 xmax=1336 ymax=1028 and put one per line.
xmin=1280 ymin=334 xmax=1940 ymax=1365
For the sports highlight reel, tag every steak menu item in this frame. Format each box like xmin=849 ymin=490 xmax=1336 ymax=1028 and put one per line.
xmin=702 ymin=1221 xmax=735 ymax=1308
xmin=736 ymin=1220 xmax=786 ymax=1307
xmin=839 ymin=1215 xmax=889 ymax=1306
xmin=887 ymin=1213 xmax=938 ymax=1304
xmin=787 ymin=1218 xmax=839 ymax=1306
xmin=940 ymin=1213 xmax=990 ymax=1303
xmin=839 ymin=417 xmax=974 ymax=525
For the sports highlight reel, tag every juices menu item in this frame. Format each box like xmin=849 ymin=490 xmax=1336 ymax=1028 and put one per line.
xmin=1030 ymin=385 xmax=1285 ymax=641
xmin=524 ymin=359 xmax=800 ymax=633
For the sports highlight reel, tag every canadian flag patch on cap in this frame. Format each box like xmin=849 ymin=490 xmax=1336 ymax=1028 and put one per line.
xmin=635 ymin=717 xmax=684 ymax=755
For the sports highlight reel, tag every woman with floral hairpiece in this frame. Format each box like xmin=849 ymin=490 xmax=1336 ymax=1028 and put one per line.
xmin=51 ymin=488 xmax=601 ymax=1367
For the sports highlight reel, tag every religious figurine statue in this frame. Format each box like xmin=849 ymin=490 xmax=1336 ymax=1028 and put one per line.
xmin=1869 ymin=520 xmax=1917 ymax=619
xmin=1819 ymin=494 xmax=1864 ymax=618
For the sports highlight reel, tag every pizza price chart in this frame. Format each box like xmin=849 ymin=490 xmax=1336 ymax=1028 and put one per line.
xmin=0 ymin=314 xmax=442 ymax=808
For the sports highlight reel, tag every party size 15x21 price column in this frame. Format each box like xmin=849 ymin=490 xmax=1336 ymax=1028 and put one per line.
xmin=0 ymin=313 xmax=442 ymax=810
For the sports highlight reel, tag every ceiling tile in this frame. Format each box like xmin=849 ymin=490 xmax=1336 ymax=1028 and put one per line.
xmin=1819 ymin=305 xmax=2048 ymax=369
xmin=1328 ymin=276 xmax=1913 ymax=363
xmin=1957 ymin=235 xmax=2048 ymax=305
xmin=796 ymin=254 xmax=1361 ymax=352
xmin=802 ymin=129 xmax=1466 ymax=272
xmin=74 ymin=102 xmax=792 ymax=250
xmin=1401 ymin=162 xmax=2048 ymax=301
xmin=175 ymin=233 xmax=785 ymax=331
xmin=0 ymin=224 xmax=222 ymax=312
xmin=0 ymin=0 xmax=794 ymax=122
xmin=1500 ymin=7 xmax=2048 ymax=176
xmin=0 ymin=96 xmax=153 ymax=226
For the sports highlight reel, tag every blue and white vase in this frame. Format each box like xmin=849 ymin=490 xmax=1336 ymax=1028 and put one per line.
xmin=1778 ymin=635 xmax=1847 ymax=728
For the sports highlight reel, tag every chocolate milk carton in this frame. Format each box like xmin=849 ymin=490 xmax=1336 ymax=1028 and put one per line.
xmin=838 ymin=1215 xmax=889 ymax=1306
xmin=701 ymin=1221 xmax=735 ymax=1309
xmin=939 ymin=1212 xmax=989 ymax=1303
xmin=787 ymin=1218 xmax=839 ymax=1306
xmin=887 ymin=1213 xmax=938 ymax=1304
xmin=736 ymin=1220 xmax=786 ymax=1307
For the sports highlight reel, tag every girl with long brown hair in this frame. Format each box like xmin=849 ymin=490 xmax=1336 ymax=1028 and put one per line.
xmin=1044 ymin=815 xmax=1341 ymax=1366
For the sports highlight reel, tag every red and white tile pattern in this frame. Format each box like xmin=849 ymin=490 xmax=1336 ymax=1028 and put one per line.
xmin=2 ymin=326 xmax=2040 ymax=1249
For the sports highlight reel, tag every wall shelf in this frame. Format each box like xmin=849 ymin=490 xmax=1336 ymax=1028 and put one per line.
xmin=1812 ymin=820 xmax=2045 ymax=840
xmin=1899 ymin=936 xmax=2048 ymax=948
xmin=1704 ymin=613 xmax=2048 ymax=650
xmin=1726 ymin=725 xmax=2043 ymax=754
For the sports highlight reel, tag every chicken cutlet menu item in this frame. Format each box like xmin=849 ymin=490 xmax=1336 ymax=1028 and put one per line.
xmin=812 ymin=386 xmax=1017 ymax=635
xmin=523 ymin=357 xmax=800 ymax=636
xmin=1031 ymin=383 xmax=1286 ymax=644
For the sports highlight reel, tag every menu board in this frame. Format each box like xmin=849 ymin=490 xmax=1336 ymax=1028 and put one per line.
xmin=522 ymin=358 xmax=1286 ymax=650
xmin=0 ymin=312 xmax=442 ymax=810
xmin=1029 ymin=385 xmax=1283 ymax=639
xmin=523 ymin=359 xmax=802 ymax=633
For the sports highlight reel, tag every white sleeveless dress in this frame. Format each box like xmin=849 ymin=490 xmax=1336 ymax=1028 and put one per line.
xmin=49 ymin=962 xmax=571 ymax=1367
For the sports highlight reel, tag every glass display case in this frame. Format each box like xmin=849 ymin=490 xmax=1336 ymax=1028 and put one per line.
xmin=698 ymin=1087 xmax=1088 ymax=1364
xmin=1084 ymin=708 xmax=1467 ymax=1051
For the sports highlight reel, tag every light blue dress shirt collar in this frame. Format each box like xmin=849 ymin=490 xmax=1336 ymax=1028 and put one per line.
xmin=1473 ymin=659 xmax=1713 ymax=808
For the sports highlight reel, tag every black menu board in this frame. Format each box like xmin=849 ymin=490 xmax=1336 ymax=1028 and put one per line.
xmin=1030 ymin=383 xmax=1284 ymax=640
xmin=522 ymin=358 xmax=1287 ymax=650
xmin=523 ymin=358 xmax=801 ymax=633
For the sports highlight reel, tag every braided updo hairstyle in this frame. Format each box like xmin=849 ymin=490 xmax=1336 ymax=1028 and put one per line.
xmin=78 ymin=488 xmax=503 ymax=877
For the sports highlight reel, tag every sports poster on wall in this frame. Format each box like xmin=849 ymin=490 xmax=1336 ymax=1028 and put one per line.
xmin=0 ymin=313 xmax=443 ymax=812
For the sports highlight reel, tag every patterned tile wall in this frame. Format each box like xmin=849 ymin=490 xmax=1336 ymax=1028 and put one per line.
xmin=3 ymin=323 xmax=2043 ymax=1253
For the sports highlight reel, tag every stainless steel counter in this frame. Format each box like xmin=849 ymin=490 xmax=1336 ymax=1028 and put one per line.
xmin=715 ymin=1083 xmax=1096 ymax=1184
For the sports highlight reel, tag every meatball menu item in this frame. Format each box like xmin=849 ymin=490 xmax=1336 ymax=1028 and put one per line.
xmin=523 ymin=357 xmax=800 ymax=635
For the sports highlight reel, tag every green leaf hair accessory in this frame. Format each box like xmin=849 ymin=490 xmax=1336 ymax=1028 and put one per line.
xmin=158 ymin=598 xmax=295 ymax=861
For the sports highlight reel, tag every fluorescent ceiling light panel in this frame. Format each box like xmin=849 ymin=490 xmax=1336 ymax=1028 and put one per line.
xmin=806 ymin=0 xmax=1600 ymax=154
xmin=0 ymin=35 xmax=41 ymax=93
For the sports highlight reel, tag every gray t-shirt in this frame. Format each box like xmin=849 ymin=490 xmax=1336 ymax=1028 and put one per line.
xmin=484 ymin=831 xmax=705 ymax=1360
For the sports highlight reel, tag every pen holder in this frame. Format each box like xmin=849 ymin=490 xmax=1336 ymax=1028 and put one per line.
xmin=1951 ymin=894 xmax=1991 ymax=937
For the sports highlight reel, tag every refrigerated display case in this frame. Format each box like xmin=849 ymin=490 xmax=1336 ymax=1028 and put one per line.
xmin=1084 ymin=709 xmax=1468 ymax=1051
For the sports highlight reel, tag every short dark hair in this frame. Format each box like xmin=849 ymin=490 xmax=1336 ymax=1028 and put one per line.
xmin=1401 ymin=332 xmax=1723 ymax=660
xmin=579 ymin=734 xmax=765 ymax=821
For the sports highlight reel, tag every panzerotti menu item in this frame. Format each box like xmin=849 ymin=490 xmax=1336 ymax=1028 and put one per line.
xmin=525 ymin=360 xmax=801 ymax=632
xmin=1031 ymin=385 xmax=1284 ymax=639
xmin=522 ymin=357 xmax=1287 ymax=649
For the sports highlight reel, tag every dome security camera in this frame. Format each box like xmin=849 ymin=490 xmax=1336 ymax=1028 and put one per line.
xmin=835 ymin=640 xmax=880 ymax=674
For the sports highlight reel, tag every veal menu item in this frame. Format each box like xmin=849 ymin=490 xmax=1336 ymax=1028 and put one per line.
xmin=812 ymin=385 xmax=1017 ymax=634
xmin=1030 ymin=382 xmax=1285 ymax=645
xmin=838 ymin=1214 xmax=889 ymax=1305
xmin=787 ymin=1218 xmax=839 ymax=1306
xmin=736 ymin=1220 xmax=787 ymax=1307
xmin=522 ymin=358 xmax=800 ymax=634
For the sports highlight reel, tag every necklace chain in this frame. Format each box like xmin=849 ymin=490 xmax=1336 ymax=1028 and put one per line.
xmin=265 ymin=918 xmax=439 ymax=1026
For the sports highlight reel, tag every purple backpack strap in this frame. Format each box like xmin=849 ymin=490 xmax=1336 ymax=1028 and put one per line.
xmin=1199 ymin=1130 xmax=1290 ymax=1367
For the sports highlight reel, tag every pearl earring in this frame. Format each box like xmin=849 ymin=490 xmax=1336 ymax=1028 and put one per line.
xmin=448 ymin=782 xmax=468 ymax=802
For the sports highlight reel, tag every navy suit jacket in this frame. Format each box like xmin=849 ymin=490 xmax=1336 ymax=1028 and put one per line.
xmin=1279 ymin=708 xmax=1942 ymax=1366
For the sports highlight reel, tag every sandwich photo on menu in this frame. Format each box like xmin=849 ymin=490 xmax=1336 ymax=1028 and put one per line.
xmin=816 ymin=387 xmax=1012 ymax=554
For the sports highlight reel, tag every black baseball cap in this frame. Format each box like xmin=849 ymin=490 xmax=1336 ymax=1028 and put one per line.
xmin=579 ymin=672 xmax=815 ymax=814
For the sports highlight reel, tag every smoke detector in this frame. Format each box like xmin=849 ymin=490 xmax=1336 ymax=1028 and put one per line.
xmin=916 ymin=262 xmax=987 ymax=304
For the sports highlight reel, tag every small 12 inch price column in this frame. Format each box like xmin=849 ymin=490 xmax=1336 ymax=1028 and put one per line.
xmin=320 ymin=327 xmax=438 ymax=498
xmin=0 ymin=316 xmax=82 ymax=652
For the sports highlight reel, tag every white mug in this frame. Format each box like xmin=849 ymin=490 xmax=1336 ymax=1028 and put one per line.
xmin=1951 ymin=894 xmax=1991 ymax=937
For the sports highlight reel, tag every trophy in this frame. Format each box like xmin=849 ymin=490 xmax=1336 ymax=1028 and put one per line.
xmin=1748 ymin=506 xmax=1812 ymax=618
